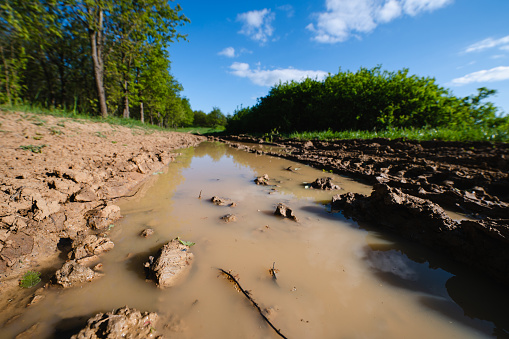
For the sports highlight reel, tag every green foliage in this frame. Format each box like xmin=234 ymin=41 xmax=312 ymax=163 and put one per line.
xmin=0 ymin=0 xmax=190 ymax=125
xmin=19 ymin=271 xmax=41 ymax=288
xmin=191 ymin=107 xmax=227 ymax=128
xmin=19 ymin=144 xmax=46 ymax=153
xmin=226 ymin=66 xmax=505 ymax=136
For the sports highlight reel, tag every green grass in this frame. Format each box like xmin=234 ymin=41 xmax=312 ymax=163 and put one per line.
xmin=171 ymin=126 xmax=225 ymax=134
xmin=288 ymin=126 xmax=509 ymax=143
xmin=19 ymin=144 xmax=47 ymax=153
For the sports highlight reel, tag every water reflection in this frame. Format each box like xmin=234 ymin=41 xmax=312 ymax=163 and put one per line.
xmin=359 ymin=227 xmax=509 ymax=337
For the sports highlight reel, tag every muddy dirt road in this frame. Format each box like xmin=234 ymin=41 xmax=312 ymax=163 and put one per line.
xmin=217 ymin=135 xmax=509 ymax=285
xmin=1 ymin=110 xmax=508 ymax=337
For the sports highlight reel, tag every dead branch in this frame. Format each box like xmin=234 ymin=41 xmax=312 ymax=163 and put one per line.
xmin=218 ymin=268 xmax=288 ymax=339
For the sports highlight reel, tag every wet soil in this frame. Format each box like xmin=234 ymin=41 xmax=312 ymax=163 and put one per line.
xmin=0 ymin=110 xmax=205 ymax=314
xmin=216 ymin=135 xmax=509 ymax=285
xmin=0 ymin=140 xmax=508 ymax=338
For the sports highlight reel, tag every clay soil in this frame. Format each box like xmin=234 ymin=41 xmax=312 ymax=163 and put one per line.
xmin=0 ymin=110 xmax=205 ymax=310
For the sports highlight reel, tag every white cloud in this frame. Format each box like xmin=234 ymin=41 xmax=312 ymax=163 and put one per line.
xmin=218 ymin=47 xmax=236 ymax=58
xmin=277 ymin=4 xmax=295 ymax=18
xmin=402 ymin=0 xmax=452 ymax=16
xmin=307 ymin=0 xmax=453 ymax=43
xmin=464 ymin=35 xmax=509 ymax=53
xmin=378 ymin=0 xmax=402 ymax=23
xmin=229 ymin=62 xmax=328 ymax=87
xmin=237 ymin=9 xmax=275 ymax=44
xmin=451 ymin=66 xmax=509 ymax=85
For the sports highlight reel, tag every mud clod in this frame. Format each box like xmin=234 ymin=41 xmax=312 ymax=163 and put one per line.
xmin=53 ymin=260 xmax=102 ymax=288
xmin=221 ymin=214 xmax=237 ymax=222
xmin=211 ymin=196 xmax=236 ymax=206
xmin=311 ymin=177 xmax=341 ymax=190
xmin=274 ymin=203 xmax=298 ymax=222
xmin=70 ymin=306 xmax=158 ymax=339
xmin=144 ymin=239 xmax=194 ymax=288
xmin=255 ymin=174 xmax=270 ymax=185
xmin=140 ymin=228 xmax=154 ymax=238
xmin=85 ymin=204 xmax=121 ymax=230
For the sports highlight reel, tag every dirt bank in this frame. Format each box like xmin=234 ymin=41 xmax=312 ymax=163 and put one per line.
xmin=0 ymin=110 xmax=205 ymax=307
xmin=215 ymin=134 xmax=509 ymax=284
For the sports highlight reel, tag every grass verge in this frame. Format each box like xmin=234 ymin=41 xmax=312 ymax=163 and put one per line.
xmin=0 ymin=104 xmax=225 ymax=134
xmin=288 ymin=126 xmax=509 ymax=142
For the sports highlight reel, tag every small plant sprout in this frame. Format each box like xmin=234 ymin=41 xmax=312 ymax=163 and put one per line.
xmin=19 ymin=271 xmax=41 ymax=288
xmin=177 ymin=237 xmax=195 ymax=247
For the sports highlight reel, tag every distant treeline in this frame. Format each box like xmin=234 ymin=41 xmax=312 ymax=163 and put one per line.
xmin=227 ymin=66 xmax=507 ymax=134
xmin=0 ymin=0 xmax=224 ymax=128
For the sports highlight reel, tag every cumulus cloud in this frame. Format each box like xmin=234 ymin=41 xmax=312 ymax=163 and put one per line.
xmin=307 ymin=0 xmax=453 ymax=43
xmin=464 ymin=35 xmax=509 ymax=53
xmin=229 ymin=62 xmax=328 ymax=87
xmin=218 ymin=47 xmax=236 ymax=58
xmin=451 ymin=66 xmax=509 ymax=85
xmin=237 ymin=9 xmax=275 ymax=44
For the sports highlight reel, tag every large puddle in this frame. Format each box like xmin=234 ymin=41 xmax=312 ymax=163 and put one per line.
xmin=2 ymin=142 xmax=508 ymax=338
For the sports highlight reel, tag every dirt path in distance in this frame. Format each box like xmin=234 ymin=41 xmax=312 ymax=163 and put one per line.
xmin=0 ymin=110 xmax=205 ymax=305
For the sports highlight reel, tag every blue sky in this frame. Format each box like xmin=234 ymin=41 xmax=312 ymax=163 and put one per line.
xmin=170 ymin=1 xmax=509 ymax=117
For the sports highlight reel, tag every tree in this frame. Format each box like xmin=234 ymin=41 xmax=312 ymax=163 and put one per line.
xmin=207 ymin=107 xmax=226 ymax=127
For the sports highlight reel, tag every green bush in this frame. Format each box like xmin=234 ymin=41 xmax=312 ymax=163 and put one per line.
xmin=226 ymin=66 xmax=505 ymax=136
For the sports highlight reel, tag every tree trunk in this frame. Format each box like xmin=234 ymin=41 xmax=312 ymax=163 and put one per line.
xmin=140 ymin=101 xmax=144 ymax=123
xmin=89 ymin=7 xmax=108 ymax=118
xmin=122 ymin=79 xmax=129 ymax=118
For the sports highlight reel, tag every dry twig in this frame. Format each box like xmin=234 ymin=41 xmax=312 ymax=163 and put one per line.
xmin=218 ymin=268 xmax=288 ymax=339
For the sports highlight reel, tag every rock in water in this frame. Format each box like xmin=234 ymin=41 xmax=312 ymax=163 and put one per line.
xmin=144 ymin=239 xmax=194 ymax=288
xmin=71 ymin=306 xmax=158 ymax=339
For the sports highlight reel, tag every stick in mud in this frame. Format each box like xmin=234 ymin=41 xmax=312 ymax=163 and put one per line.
xmin=217 ymin=268 xmax=288 ymax=339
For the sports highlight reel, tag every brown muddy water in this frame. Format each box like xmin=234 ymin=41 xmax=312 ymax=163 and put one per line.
xmin=2 ymin=141 xmax=508 ymax=338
